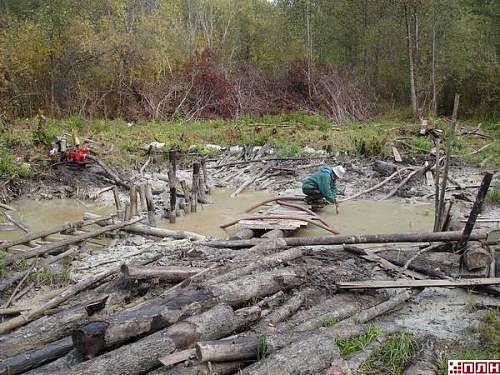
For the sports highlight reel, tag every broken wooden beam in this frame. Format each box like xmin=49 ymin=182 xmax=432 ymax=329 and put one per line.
xmin=336 ymin=278 xmax=500 ymax=289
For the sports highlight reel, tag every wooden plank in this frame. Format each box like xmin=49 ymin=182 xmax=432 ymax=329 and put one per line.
xmin=158 ymin=349 xmax=196 ymax=367
xmin=336 ymin=277 xmax=500 ymax=289
xmin=392 ymin=147 xmax=403 ymax=162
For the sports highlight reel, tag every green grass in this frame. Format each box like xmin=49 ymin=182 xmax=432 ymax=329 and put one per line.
xmin=29 ymin=264 xmax=71 ymax=286
xmin=256 ymin=336 xmax=270 ymax=360
xmin=362 ymin=332 xmax=416 ymax=375
xmin=486 ymin=185 xmax=500 ymax=205
xmin=336 ymin=326 xmax=380 ymax=356
xmin=321 ymin=317 xmax=339 ymax=328
xmin=409 ymin=136 xmax=432 ymax=155
xmin=0 ymin=147 xmax=30 ymax=180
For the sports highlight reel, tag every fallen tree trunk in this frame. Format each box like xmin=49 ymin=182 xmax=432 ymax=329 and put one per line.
xmin=163 ymin=361 xmax=247 ymax=375
xmin=24 ymin=349 xmax=85 ymax=375
xmin=337 ymin=278 xmax=500 ymax=289
xmin=0 ymin=295 xmax=107 ymax=360
xmin=196 ymin=336 xmax=259 ymax=363
xmin=121 ymin=265 xmax=207 ymax=282
xmin=3 ymin=217 xmax=143 ymax=266
xmin=71 ymin=269 xmax=303 ymax=357
xmin=125 ymin=224 xmax=205 ymax=241
xmin=66 ymin=304 xmax=262 ymax=375
xmin=0 ymin=337 xmax=73 ymax=375
xmin=203 ymin=230 xmax=488 ymax=249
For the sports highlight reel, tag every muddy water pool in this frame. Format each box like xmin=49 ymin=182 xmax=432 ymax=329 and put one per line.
xmin=0 ymin=199 xmax=112 ymax=241
xmin=1 ymin=192 xmax=434 ymax=241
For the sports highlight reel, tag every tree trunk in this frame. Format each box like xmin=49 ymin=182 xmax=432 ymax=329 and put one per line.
xmin=72 ymin=269 xmax=302 ymax=357
xmin=65 ymin=304 xmax=261 ymax=375
xmin=196 ymin=336 xmax=259 ymax=362
xmin=405 ymin=4 xmax=418 ymax=119
xmin=24 ymin=349 xmax=85 ymax=375
xmin=203 ymin=230 xmax=488 ymax=249
xmin=121 ymin=265 xmax=207 ymax=282
xmin=0 ymin=337 xmax=73 ymax=375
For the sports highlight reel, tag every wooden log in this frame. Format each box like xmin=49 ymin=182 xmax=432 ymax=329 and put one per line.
xmin=336 ymin=278 xmax=500 ymax=289
xmin=229 ymin=227 xmax=255 ymax=240
xmin=168 ymin=150 xmax=177 ymax=223
xmin=23 ymin=349 xmax=85 ymax=375
xmin=196 ymin=336 xmax=259 ymax=363
xmin=201 ymin=158 xmax=210 ymax=194
xmin=126 ymin=224 xmax=205 ymax=241
xmin=120 ymin=265 xmax=207 ymax=282
xmin=463 ymin=243 xmax=492 ymax=271
xmin=276 ymin=200 xmax=331 ymax=228
xmin=191 ymin=162 xmax=200 ymax=212
xmin=0 ymin=337 xmax=73 ymax=375
xmin=163 ymin=361 xmax=245 ymax=375
xmin=0 ymin=215 xmax=114 ymax=252
xmin=261 ymin=229 xmax=285 ymax=239
xmin=202 ymin=229 xmax=488 ymax=249
xmin=65 ymin=304 xmax=262 ymax=375
xmin=373 ymin=160 xmax=398 ymax=176
xmin=0 ymin=202 xmax=15 ymax=211
xmin=0 ymin=301 xmax=98 ymax=360
xmin=71 ymin=269 xmax=302 ymax=357
xmin=129 ymin=185 xmax=138 ymax=217
xmin=179 ymin=180 xmax=191 ymax=215
xmin=3 ymin=217 xmax=143 ymax=266
xmin=437 ymin=94 xmax=459 ymax=227
xmin=138 ymin=184 xmax=147 ymax=213
xmin=112 ymin=186 xmax=123 ymax=220
xmin=0 ymin=267 xmax=118 ymax=334
xmin=144 ymin=183 xmax=156 ymax=226
xmin=457 ymin=172 xmax=493 ymax=251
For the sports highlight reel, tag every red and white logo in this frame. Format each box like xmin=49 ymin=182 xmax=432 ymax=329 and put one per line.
xmin=449 ymin=360 xmax=500 ymax=374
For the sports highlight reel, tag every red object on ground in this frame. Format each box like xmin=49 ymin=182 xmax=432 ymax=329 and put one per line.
xmin=66 ymin=143 xmax=89 ymax=163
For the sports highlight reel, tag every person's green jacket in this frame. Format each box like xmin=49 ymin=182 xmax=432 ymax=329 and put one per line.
xmin=302 ymin=166 xmax=337 ymax=203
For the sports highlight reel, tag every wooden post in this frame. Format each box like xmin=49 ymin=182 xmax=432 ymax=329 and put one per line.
xmin=201 ymin=158 xmax=210 ymax=194
xmin=437 ymin=94 xmax=459 ymax=227
xmin=145 ymin=183 xmax=156 ymax=226
xmin=124 ymin=204 xmax=131 ymax=221
xmin=433 ymin=137 xmax=441 ymax=231
xmin=457 ymin=172 xmax=493 ymax=252
xmin=180 ymin=180 xmax=191 ymax=215
xmin=191 ymin=162 xmax=200 ymax=213
xmin=129 ymin=185 xmax=138 ymax=217
xmin=112 ymin=186 xmax=123 ymax=221
xmin=168 ymin=150 xmax=177 ymax=224
xmin=139 ymin=184 xmax=147 ymax=213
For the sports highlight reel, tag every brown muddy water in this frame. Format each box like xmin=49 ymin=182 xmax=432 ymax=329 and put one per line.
xmin=1 ymin=192 xmax=434 ymax=241
xmin=160 ymin=190 xmax=434 ymax=238
xmin=0 ymin=199 xmax=111 ymax=241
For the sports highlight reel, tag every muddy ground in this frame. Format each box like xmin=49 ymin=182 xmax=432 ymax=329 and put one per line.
xmin=1 ymin=145 xmax=499 ymax=374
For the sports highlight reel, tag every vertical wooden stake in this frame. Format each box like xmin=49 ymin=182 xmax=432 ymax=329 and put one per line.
xmin=112 ymin=186 xmax=123 ymax=221
xmin=129 ymin=185 xmax=138 ymax=217
xmin=124 ymin=203 xmax=131 ymax=221
xmin=457 ymin=172 xmax=493 ymax=252
xmin=201 ymin=158 xmax=210 ymax=194
xmin=145 ymin=183 xmax=157 ymax=226
xmin=191 ymin=162 xmax=200 ymax=213
xmin=437 ymin=94 xmax=459 ymax=226
xmin=139 ymin=184 xmax=147 ymax=213
xmin=168 ymin=150 xmax=177 ymax=224
xmin=180 ymin=180 xmax=191 ymax=215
